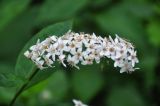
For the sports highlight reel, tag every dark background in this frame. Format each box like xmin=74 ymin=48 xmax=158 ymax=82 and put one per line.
xmin=0 ymin=0 xmax=160 ymax=106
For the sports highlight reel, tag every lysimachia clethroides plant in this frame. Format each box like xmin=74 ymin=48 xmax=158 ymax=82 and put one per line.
xmin=24 ymin=30 xmax=139 ymax=73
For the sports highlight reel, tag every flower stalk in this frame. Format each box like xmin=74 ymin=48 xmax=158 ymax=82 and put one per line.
xmin=9 ymin=66 xmax=39 ymax=106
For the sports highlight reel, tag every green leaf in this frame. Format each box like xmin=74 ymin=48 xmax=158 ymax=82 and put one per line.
xmin=16 ymin=77 xmax=49 ymax=106
xmin=15 ymin=20 xmax=72 ymax=88
xmin=0 ymin=63 xmax=16 ymax=87
xmin=0 ymin=87 xmax=15 ymax=104
xmin=107 ymin=85 xmax=146 ymax=106
xmin=36 ymin=0 xmax=88 ymax=25
xmin=0 ymin=0 xmax=30 ymax=31
xmin=72 ymin=64 xmax=104 ymax=102
xmin=0 ymin=63 xmax=17 ymax=104
xmin=147 ymin=21 xmax=160 ymax=46
xmin=18 ymin=71 xmax=69 ymax=106
xmin=10 ymin=20 xmax=72 ymax=106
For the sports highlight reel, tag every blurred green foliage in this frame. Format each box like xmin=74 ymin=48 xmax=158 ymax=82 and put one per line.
xmin=0 ymin=0 xmax=160 ymax=106
xmin=107 ymin=85 xmax=146 ymax=106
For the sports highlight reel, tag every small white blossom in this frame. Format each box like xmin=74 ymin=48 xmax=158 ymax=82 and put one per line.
xmin=43 ymin=54 xmax=53 ymax=67
xmin=50 ymin=35 xmax=57 ymax=41
xmin=30 ymin=39 xmax=41 ymax=52
xmin=58 ymin=54 xmax=66 ymax=67
xmin=73 ymin=99 xmax=88 ymax=106
xmin=114 ymin=57 xmax=124 ymax=67
xmin=46 ymin=45 xmax=57 ymax=61
xmin=24 ymin=51 xmax=31 ymax=58
xmin=128 ymin=50 xmax=139 ymax=67
xmin=90 ymin=49 xmax=101 ymax=63
xmin=35 ymin=57 xmax=45 ymax=69
xmin=67 ymin=55 xmax=79 ymax=69
xmin=24 ymin=30 xmax=139 ymax=73
xmin=72 ymin=48 xmax=83 ymax=61
xmin=120 ymin=61 xmax=139 ymax=73
xmin=31 ymin=52 xmax=39 ymax=61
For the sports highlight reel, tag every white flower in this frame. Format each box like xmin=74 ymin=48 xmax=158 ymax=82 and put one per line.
xmin=128 ymin=50 xmax=139 ymax=67
xmin=115 ymin=45 xmax=127 ymax=59
xmin=100 ymin=40 xmax=109 ymax=56
xmin=41 ymin=37 xmax=53 ymax=48
xmin=120 ymin=61 xmax=139 ymax=73
xmin=35 ymin=57 xmax=45 ymax=69
xmin=72 ymin=48 xmax=83 ymax=61
xmin=24 ymin=51 xmax=31 ymax=58
xmin=85 ymin=39 xmax=98 ymax=52
xmin=67 ymin=55 xmax=79 ymax=69
xmin=46 ymin=44 xmax=57 ymax=61
xmin=24 ymin=31 xmax=139 ymax=73
xmin=73 ymin=99 xmax=88 ymax=106
xmin=90 ymin=49 xmax=101 ymax=63
xmin=68 ymin=40 xmax=81 ymax=54
xmin=114 ymin=57 xmax=124 ymax=67
xmin=30 ymin=39 xmax=41 ymax=52
xmin=58 ymin=54 xmax=66 ymax=67
xmin=107 ymin=43 xmax=116 ymax=59
xmin=82 ymin=55 xmax=94 ymax=65
xmin=31 ymin=52 xmax=39 ymax=61
xmin=43 ymin=54 xmax=53 ymax=67
xmin=50 ymin=35 xmax=57 ymax=41
xmin=57 ymin=38 xmax=68 ymax=52
xmin=74 ymin=33 xmax=85 ymax=42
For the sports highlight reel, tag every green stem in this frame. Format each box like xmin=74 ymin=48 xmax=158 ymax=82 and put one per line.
xmin=9 ymin=67 xmax=39 ymax=106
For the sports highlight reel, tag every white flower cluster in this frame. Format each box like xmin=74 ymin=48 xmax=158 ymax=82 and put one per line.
xmin=24 ymin=30 xmax=139 ymax=73
xmin=73 ymin=99 xmax=88 ymax=106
